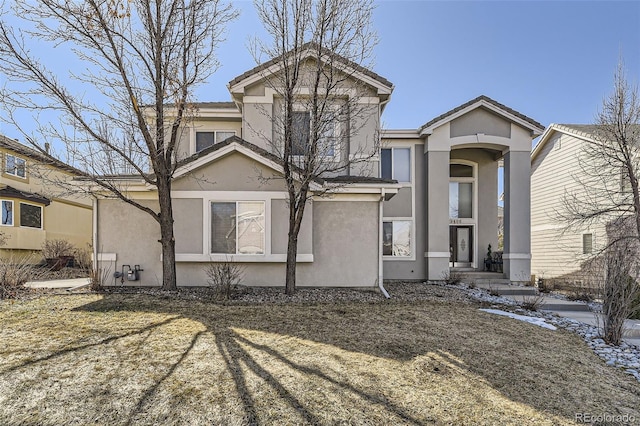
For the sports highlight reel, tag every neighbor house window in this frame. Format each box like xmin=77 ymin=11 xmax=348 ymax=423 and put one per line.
xmin=582 ymin=233 xmax=593 ymax=255
xmin=195 ymin=131 xmax=236 ymax=152
xmin=383 ymin=220 xmax=411 ymax=257
xmin=1 ymin=200 xmax=13 ymax=226
xmin=381 ymin=148 xmax=410 ymax=182
xmin=20 ymin=203 xmax=42 ymax=228
xmin=290 ymin=111 xmax=336 ymax=157
xmin=211 ymin=201 xmax=265 ymax=254
xmin=5 ymin=154 xmax=26 ymax=178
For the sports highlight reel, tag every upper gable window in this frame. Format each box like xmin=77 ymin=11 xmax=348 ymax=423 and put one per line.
xmin=291 ymin=111 xmax=336 ymax=157
xmin=381 ymin=148 xmax=410 ymax=182
xmin=196 ymin=131 xmax=236 ymax=153
xmin=5 ymin=154 xmax=26 ymax=178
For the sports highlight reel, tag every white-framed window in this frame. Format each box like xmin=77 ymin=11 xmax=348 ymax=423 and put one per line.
xmin=290 ymin=110 xmax=337 ymax=158
xmin=195 ymin=130 xmax=236 ymax=153
xmin=449 ymin=163 xmax=475 ymax=220
xmin=20 ymin=202 xmax=42 ymax=229
xmin=383 ymin=220 xmax=412 ymax=257
xmin=211 ymin=201 xmax=265 ymax=255
xmin=5 ymin=154 xmax=26 ymax=178
xmin=381 ymin=148 xmax=410 ymax=182
xmin=582 ymin=233 xmax=593 ymax=255
xmin=1 ymin=200 xmax=13 ymax=226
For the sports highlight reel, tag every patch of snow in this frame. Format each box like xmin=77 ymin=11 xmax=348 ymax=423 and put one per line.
xmin=479 ymin=308 xmax=557 ymax=330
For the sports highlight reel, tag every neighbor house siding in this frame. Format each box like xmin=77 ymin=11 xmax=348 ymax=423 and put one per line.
xmin=530 ymin=131 xmax=605 ymax=279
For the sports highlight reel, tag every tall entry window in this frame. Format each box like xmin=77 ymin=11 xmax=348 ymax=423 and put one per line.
xmin=449 ymin=162 xmax=476 ymax=267
xmin=449 ymin=163 xmax=474 ymax=219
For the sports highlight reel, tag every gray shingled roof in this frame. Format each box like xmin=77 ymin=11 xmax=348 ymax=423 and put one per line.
xmin=0 ymin=134 xmax=82 ymax=175
xmin=419 ymin=95 xmax=544 ymax=132
xmin=554 ymin=124 xmax=601 ymax=136
xmin=0 ymin=185 xmax=50 ymax=206
xmin=229 ymin=42 xmax=393 ymax=89
xmin=189 ymin=101 xmax=238 ymax=109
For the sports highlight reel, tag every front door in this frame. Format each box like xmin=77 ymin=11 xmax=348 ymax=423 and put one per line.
xmin=450 ymin=226 xmax=473 ymax=267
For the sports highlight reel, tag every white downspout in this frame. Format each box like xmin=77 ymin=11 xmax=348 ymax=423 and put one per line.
xmin=92 ymin=197 xmax=98 ymax=269
xmin=378 ymin=189 xmax=390 ymax=298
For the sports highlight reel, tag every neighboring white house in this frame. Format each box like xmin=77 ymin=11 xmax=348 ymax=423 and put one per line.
xmin=530 ymin=124 xmax=608 ymax=282
xmin=94 ymin=47 xmax=543 ymax=288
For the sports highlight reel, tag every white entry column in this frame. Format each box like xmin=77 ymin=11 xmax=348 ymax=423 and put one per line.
xmin=503 ymin=150 xmax=531 ymax=282
xmin=425 ymin=146 xmax=451 ymax=280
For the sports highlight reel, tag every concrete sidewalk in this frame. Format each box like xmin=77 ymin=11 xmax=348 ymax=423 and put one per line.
xmin=25 ymin=277 xmax=90 ymax=289
xmin=475 ymin=282 xmax=640 ymax=347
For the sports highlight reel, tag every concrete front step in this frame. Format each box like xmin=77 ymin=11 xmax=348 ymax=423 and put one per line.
xmin=473 ymin=282 xmax=538 ymax=296
xmin=539 ymin=301 xmax=592 ymax=312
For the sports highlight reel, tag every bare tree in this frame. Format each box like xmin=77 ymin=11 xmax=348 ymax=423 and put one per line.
xmin=252 ymin=0 xmax=381 ymax=294
xmin=561 ymin=60 xmax=640 ymax=344
xmin=0 ymin=0 xmax=237 ymax=290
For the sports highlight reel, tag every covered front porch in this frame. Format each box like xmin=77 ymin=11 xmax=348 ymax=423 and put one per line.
xmin=420 ymin=97 xmax=544 ymax=283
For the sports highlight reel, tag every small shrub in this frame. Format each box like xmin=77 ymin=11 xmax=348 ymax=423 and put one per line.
xmin=0 ymin=255 xmax=42 ymax=300
xmin=537 ymin=277 xmax=553 ymax=293
xmin=74 ymin=246 xmax=93 ymax=273
xmin=42 ymin=239 xmax=74 ymax=260
xmin=567 ymin=290 xmax=594 ymax=303
xmin=89 ymin=265 xmax=111 ymax=292
xmin=520 ymin=293 xmax=545 ymax=312
xmin=441 ymin=270 xmax=463 ymax=286
xmin=206 ymin=260 xmax=244 ymax=301
xmin=488 ymin=286 xmax=500 ymax=297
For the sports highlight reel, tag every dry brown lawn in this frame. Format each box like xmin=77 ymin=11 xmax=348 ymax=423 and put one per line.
xmin=0 ymin=292 xmax=639 ymax=425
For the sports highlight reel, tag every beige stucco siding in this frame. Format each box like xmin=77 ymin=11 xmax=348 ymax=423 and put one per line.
xmin=530 ymin=132 xmax=602 ymax=279
xmin=271 ymin=199 xmax=313 ymax=255
xmin=43 ymin=200 xmax=92 ymax=249
xmin=96 ymin=198 xmax=162 ymax=286
xmin=172 ymin=152 xmax=288 ymax=192
xmin=174 ymin=198 xmax=203 ymax=253
xmin=243 ymin=103 xmax=274 ymax=151
xmin=450 ymin=108 xmax=511 ymax=139
xmin=383 ymin=187 xmax=412 ymax=218
xmin=101 ymin=197 xmax=379 ymax=287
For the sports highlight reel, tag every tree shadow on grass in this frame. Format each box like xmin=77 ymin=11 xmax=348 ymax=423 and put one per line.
xmin=28 ymin=294 xmax=640 ymax=423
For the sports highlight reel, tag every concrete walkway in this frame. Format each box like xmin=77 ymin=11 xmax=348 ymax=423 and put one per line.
xmin=25 ymin=277 xmax=90 ymax=289
xmin=474 ymin=282 xmax=640 ymax=347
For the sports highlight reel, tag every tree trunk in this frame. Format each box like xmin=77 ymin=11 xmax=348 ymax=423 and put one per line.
xmin=285 ymin=194 xmax=307 ymax=295
xmin=285 ymin=232 xmax=297 ymax=295
xmin=157 ymin=177 xmax=177 ymax=291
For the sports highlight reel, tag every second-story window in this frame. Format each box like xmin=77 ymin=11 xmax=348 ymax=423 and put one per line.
xmin=195 ymin=131 xmax=236 ymax=153
xmin=381 ymin=148 xmax=410 ymax=182
xmin=5 ymin=154 xmax=26 ymax=178
xmin=291 ymin=111 xmax=336 ymax=157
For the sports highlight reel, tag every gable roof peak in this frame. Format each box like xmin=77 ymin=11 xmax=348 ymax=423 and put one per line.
xmin=228 ymin=42 xmax=393 ymax=92
xmin=419 ymin=95 xmax=544 ymax=136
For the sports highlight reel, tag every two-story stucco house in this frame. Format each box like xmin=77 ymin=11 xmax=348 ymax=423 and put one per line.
xmin=94 ymin=48 xmax=543 ymax=288
xmin=0 ymin=135 xmax=92 ymax=260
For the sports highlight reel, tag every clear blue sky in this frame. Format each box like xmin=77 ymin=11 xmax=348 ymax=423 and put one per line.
xmin=1 ymin=1 xmax=639 ymax=139
xmin=202 ymin=0 xmax=640 ymax=132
